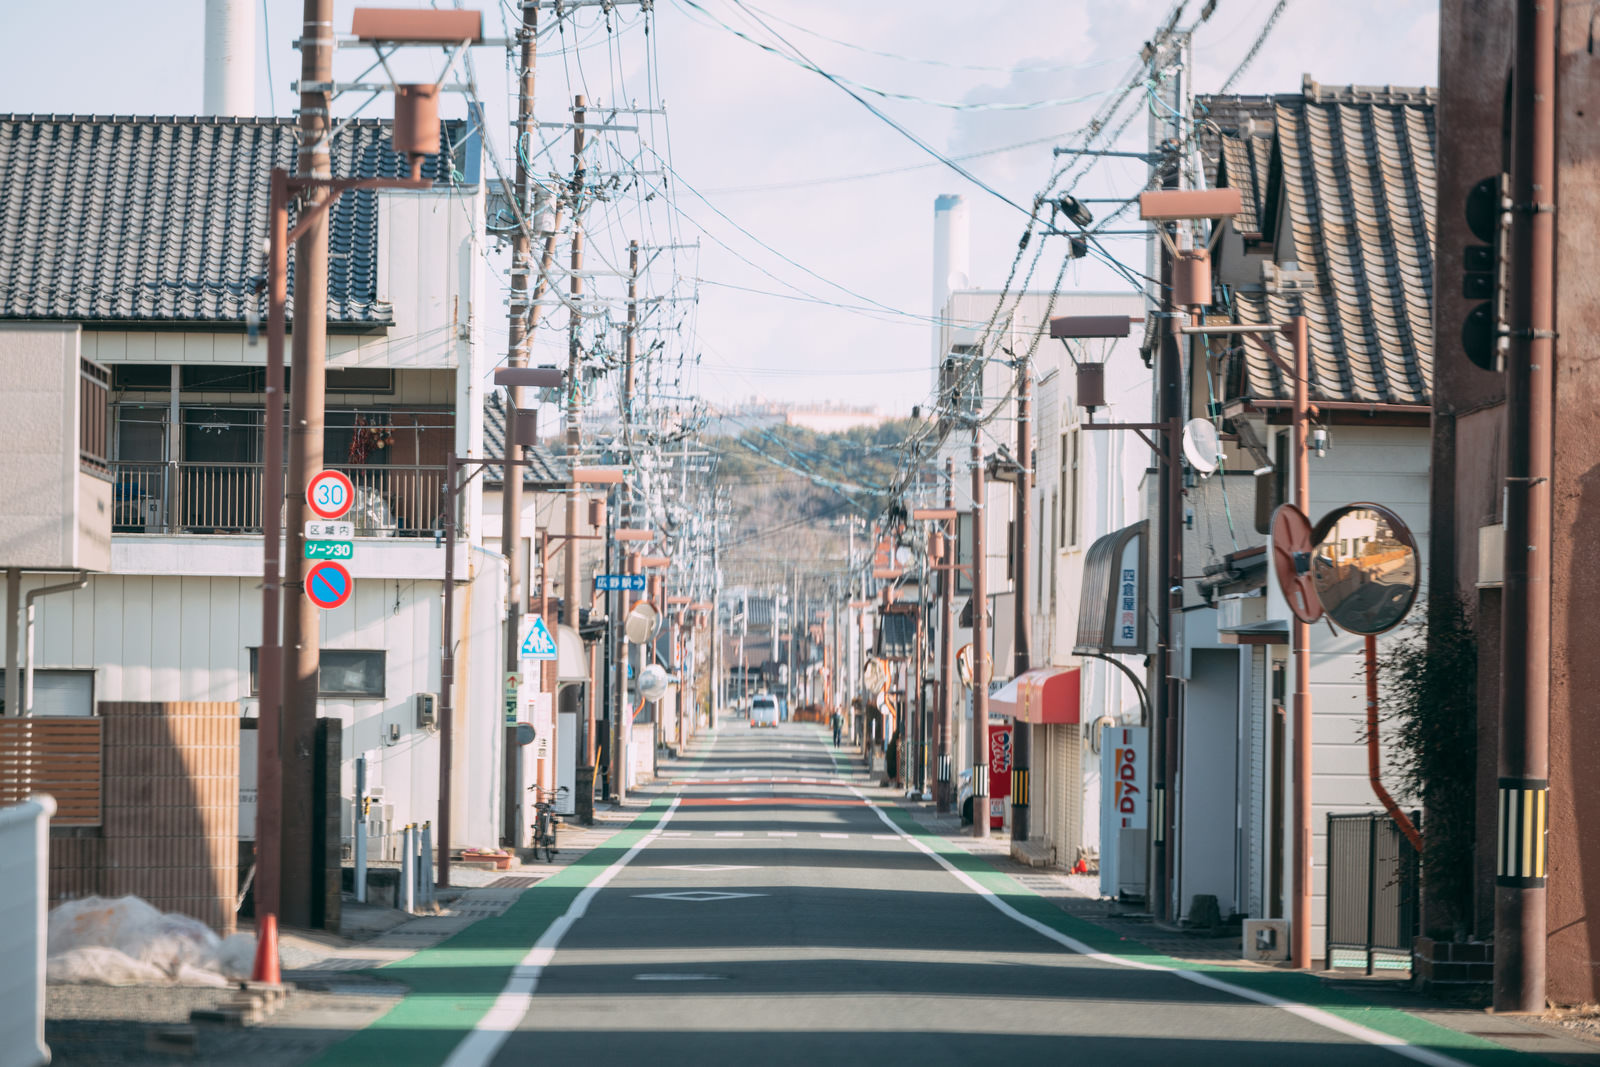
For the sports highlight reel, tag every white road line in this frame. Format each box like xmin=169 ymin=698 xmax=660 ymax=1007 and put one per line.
xmin=661 ymin=830 xmax=692 ymax=837
xmin=818 ymin=832 xmax=849 ymax=839
xmin=850 ymin=788 xmax=1469 ymax=1067
xmin=442 ymin=798 xmax=681 ymax=1067
xmin=872 ymin=834 xmax=900 ymax=840
xmin=714 ymin=831 xmax=744 ymax=837
xmin=768 ymin=831 xmax=797 ymax=837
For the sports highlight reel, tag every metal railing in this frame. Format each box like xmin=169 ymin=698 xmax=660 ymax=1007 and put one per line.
xmin=110 ymin=461 xmax=447 ymax=537
xmin=1326 ymin=811 xmax=1421 ymax=973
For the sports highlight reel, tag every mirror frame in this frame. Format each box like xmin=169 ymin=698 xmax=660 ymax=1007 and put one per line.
xmin=1308 ymin=501 xmax=1420 ymax=636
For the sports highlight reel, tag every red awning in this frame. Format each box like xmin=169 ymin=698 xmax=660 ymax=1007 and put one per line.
xmin=989 ymin=667 xmax=1080 ymax=724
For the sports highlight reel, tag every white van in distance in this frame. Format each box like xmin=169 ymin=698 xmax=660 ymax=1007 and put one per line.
xmin=749 ymin=695 xmax=779 ymax=729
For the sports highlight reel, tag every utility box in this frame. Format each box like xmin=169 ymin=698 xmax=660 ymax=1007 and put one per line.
xmin=0 ymin=325 xmax=111 ymax=571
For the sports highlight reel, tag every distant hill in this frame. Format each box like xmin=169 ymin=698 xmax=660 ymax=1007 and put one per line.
xmin=714 ymin=419 xmax=919 ymax=589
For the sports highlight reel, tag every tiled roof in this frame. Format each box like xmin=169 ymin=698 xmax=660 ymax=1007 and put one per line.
xmin=483 ymin=392 xmax=571 ymax=487
xmin=1202 ymin=79 xmax=1437 ymax=406
xmin=0 ymin=115 xmax=474 ymax=326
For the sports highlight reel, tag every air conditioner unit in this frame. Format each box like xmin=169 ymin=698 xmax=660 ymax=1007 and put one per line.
xmin=141 ymin=497 xmax=164 ymax=530
xmin=415 ymin=692 xmax=438 ymax=730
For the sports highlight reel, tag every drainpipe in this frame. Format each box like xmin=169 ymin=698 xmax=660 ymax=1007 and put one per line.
xmin=25 ymin=572 xmax=89 ymax=716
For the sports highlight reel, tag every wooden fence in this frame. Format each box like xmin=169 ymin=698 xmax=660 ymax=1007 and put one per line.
xmin=0 ymin=719 xmax=102 ymax=826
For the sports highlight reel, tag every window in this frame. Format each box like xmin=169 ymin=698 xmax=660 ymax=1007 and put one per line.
xmin=1061 ymin=428 xmax=1081 ymax=548
xmin=1255 ymin=431 xmax=1289 ymax=534
xmin=0 ymin=670 xmax=94 ymax=716
xmin=248 ymin=649 xmax=385 ymax=697
xmin=182 ymin=366 xmax=265 ymax=393
xmin=112 ymin=364 xmax=173 ymax=391
xmin=326 ymin=368 xmax=395 ymax=394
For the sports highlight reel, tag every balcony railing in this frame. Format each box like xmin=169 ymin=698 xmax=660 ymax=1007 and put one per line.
xmin=110 ymin=461 xmax=448 ymax=537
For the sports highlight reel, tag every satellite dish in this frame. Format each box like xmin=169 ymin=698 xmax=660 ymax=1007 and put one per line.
xmin=624 ymin=601 xmax=659 ymax=644
xmin=894 ymin=545 xmax=915 ymax=566
xmin=1182 ymin=418 xmax=1222 ymax=475
xmin=1308 ymin=503 xmax=1420 ymax=635
xmin=638 ymin=663 xmax=672 ymax=702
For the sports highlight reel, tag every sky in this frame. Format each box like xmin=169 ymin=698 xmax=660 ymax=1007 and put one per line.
xmin=0 ymin=0 xmax=1439 ymax=417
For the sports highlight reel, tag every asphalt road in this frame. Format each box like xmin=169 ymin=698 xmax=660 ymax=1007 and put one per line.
xmin=434 ymin=723 xmax=1438 ymax=1067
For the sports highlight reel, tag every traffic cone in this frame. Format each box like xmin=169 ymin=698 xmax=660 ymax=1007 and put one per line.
xmin=251 ymin=912 xmax=282 ymax=985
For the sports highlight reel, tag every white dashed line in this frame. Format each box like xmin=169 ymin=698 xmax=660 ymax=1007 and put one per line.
xmin=818 ymin=833 xmax=849 ymax=839
xmin=768 ymin=832 xmax=797 ymax=837
xmin=714 ymin=831 xmax=744 ymax=837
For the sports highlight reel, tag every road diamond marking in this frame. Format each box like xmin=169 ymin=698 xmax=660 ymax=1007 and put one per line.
xmin=633 ymin=891 xmax=767 ymax=902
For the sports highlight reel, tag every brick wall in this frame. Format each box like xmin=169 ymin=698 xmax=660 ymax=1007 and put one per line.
xmin=50 ymin=702 xmax=239 ymax=935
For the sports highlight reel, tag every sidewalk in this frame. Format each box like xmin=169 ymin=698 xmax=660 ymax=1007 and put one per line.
xmin=42 ymin=772 xmax=679 ymax=1067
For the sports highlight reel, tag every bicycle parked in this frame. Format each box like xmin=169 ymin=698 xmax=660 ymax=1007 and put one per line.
xmin=527 ymin=785 xmax=569 ymax=862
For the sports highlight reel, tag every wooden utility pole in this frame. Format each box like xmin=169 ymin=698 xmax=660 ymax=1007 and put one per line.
xmin=499 ymin=0 xmax=539 ymax=849
xmin=970 ymin=432 xmax=989 ymax=839
xmin=279 ymin=0 xmax=334 ymax=929
xmin=565 ymin=94 xmax=592 ymax=823
xmin=1495 ymin=0 xmax=1555 ymax=1012
xmin=938 ymin=457 xmax=955 ymax=813
xmin=1011 ymin=362 xmax=1032 ymax=844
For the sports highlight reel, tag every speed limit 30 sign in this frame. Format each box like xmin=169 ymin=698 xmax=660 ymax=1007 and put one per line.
xmin=307 ymin=469 xmax=355 ymax=520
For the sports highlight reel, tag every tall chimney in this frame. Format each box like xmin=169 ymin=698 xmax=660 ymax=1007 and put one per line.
xmin=932 ymin=194 xmax=971 ymax=387
xmin=204 ymin=0 xmax=257 ymax=116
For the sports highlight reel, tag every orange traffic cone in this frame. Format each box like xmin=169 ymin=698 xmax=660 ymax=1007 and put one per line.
xmin=251 ymin=912 xmax=282 ymax=985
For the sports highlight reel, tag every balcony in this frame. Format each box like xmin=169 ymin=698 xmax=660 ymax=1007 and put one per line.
xmin=110 ymin=461 xmax=447 ymax=538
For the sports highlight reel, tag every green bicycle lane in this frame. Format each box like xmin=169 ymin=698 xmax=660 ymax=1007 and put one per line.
xmin=818 ymin=737 xmax=1554 ymax=1067
xmin=309 ymin=738 xmax=718 ymax=1067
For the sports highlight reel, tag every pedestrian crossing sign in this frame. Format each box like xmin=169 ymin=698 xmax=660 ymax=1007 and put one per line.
xmin=520 ymin=616 xmax=558 ymax=660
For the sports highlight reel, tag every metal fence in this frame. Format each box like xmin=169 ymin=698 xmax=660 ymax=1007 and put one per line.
xmin=110 ymin=461 xmax=447 ymax=537
xmin=1326 ymin=811 xmax=1421 ymax=973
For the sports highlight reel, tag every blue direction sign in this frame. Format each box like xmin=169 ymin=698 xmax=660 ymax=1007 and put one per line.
xmin=595 ymin=574 xmax=647 ymax=592
xmin=520 ymin=616 xmax=558 ymax=659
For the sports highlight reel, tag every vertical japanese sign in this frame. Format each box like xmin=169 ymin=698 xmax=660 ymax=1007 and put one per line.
xmin=1112 ymin=535 xmax=1140 ymax=648
xmin=1111 ymin=727 xmax=1147 ymax=829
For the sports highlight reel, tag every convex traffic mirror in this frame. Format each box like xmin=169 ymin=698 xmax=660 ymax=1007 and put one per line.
xmin=1308 ymin=503 xmax=1419 ymax=635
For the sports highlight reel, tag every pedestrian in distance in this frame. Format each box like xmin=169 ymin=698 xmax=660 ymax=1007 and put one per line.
xmin=831 ymin=709 xmax=842 ymax=747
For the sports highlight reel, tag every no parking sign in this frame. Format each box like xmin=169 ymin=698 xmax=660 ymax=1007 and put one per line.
xmin=306 ymin=560 xmax=353 ymax=610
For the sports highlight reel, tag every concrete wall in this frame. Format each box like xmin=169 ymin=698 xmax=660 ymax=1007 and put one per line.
xmin=0 ymin=324 xmax=94 ymax=570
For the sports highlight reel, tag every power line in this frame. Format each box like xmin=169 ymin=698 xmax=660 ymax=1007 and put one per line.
xmin=1219 ymin=1 xmax=1292 ymax=94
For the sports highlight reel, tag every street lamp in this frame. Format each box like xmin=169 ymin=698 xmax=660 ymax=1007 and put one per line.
xmin=258 ymin=6 xmax=483 ymax=933
xmin=1138 ymin=184 xmax=1321 ymax=971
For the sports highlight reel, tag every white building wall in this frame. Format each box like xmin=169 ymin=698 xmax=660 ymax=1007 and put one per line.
xmin=1262 ymin=422 xmax=1430 ymax=955
xmin=0 ymin=562 xmax=505 ymax=850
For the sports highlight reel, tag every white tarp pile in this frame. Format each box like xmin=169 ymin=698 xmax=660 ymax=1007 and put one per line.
xmin=45 ymin=896 xmax=258 ymax=987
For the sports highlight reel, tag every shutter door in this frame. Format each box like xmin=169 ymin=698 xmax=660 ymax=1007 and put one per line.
xmin=1246 ymin=646 xmax=1267 ymax=918
xmin=1049 ymin=725 xmax=1071 ymax=866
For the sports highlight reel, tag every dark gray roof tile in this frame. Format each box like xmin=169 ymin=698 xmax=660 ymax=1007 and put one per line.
xmin=0 ymin=115 xmax=473 ymax=325
xmin=1201 ymin=80 xmax=1435 ymax=406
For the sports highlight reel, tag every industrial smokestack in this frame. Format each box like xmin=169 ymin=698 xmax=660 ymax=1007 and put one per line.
xmin=204 ymin=0 xmax=257 ymax=116
xmin=932 ymin=194 xmax=971 ymax=385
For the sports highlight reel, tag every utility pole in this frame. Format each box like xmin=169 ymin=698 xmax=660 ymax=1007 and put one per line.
xmin=500 ymin=0 xmax=540 ymax=848
xmin=565 ymin=93 xmax=592 ymax=824
xmin=938 ymin=457 xmax=956 ymax=812
xmin=623 ymin=240 xmax=639 ymax=423
xmin=279 ymin=0 xmax=333 ymax=929
xmin=1495 ymin=0 xmax=1554 ymax=1013
xmin=1148 ymin=30 xmax=1188 ymax=926
xmin=1011 ymin=361 xmax=1032 ymax=845
xmin=970 ymin=432 xmax=989 ymax=839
